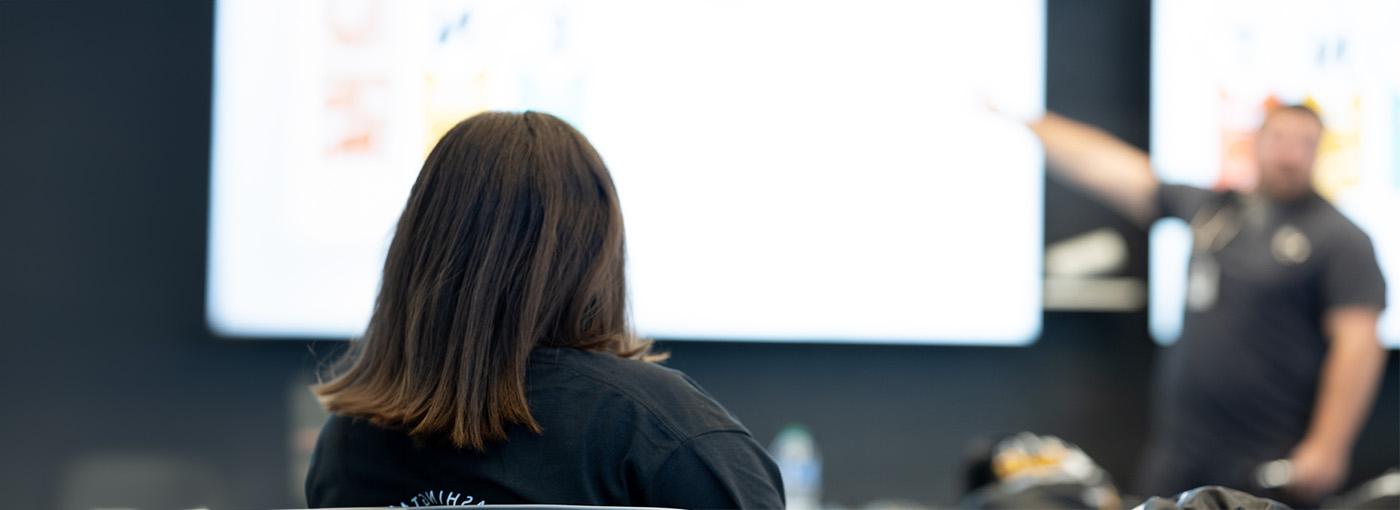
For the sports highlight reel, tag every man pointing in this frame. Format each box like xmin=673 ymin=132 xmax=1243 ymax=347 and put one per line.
xmin=1026 ymin=105 xmax=1387 ymax=505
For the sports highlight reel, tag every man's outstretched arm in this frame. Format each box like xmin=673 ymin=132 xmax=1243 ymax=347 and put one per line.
xmin=1028 ymin=112 xmax=1160 ymax=226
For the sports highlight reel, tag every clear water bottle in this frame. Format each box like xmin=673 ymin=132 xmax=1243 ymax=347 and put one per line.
xmin=771 ymin=425 xmax=822 ymax=510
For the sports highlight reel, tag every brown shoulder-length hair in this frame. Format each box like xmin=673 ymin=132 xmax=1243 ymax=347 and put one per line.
xmin=314 ymin=111 xmax=660 ymax=450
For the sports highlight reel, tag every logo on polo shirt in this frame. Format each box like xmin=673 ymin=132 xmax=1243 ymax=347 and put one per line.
xmin=1271 ymin=225 xmax=1311 ymax=265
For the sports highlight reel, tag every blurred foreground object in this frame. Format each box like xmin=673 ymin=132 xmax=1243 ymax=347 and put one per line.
xmin=1132 ymin=486 xmax=1290 ymax=510
xmin=1322 ymin=468 xmax=1400 ymax=510
xmin=959 ymin=432 xmax=1121 ymax=510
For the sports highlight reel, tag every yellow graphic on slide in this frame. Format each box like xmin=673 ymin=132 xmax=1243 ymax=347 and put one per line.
xmin=423 ymin=1 xmax=587 ymax=156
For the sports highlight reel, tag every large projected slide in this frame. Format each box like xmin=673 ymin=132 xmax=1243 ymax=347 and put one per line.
xmin=1152 ymin=0 xmax=1400 ymax=346
xmin=209 ymin=0 xmax=1046 ymax=344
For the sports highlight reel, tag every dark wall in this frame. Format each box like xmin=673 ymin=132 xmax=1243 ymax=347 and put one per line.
xmin=1 ymin=1 xmax=1395 ymax=509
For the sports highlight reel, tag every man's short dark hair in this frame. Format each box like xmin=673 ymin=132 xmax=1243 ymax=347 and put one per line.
xmin=1263 ymin=102 xmax=1325 ymax=130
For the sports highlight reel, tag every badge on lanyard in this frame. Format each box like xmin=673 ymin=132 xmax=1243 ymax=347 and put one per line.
xmin=1186 ymin=202 xmax=1242 ymax=312
xmin=1187 ymin=253 xmax=1219 ymax=312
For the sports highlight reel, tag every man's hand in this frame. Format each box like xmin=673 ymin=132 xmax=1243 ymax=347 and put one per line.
xmin=983 ymin=93 xmax=1044 ymax=126
xmin=1285 ymin=439 xmax=1349 ymax=503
